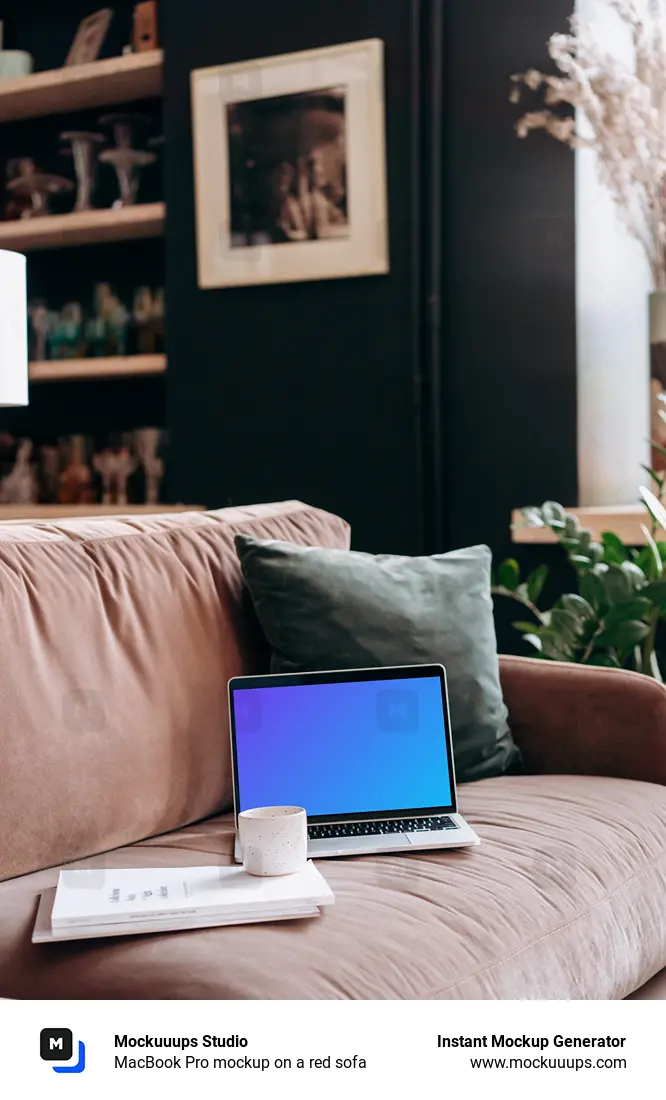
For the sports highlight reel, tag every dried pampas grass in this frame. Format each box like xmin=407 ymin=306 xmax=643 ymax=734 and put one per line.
xmin=511 ymin=0 xmax=666 ymax=287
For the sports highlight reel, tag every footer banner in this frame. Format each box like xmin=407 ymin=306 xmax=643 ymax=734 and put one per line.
xmin=0 ymin=998 xmax=657 ymax=1099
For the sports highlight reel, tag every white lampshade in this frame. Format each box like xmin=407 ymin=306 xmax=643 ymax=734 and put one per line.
xmin=0 ymin=249 xmax=28 ymax=407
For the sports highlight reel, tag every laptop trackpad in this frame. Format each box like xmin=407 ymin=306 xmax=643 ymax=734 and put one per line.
xmin=405 ymin=829 xmax=458 ymax=845
xmin=312 ymin=834 xmax=410 ymax=853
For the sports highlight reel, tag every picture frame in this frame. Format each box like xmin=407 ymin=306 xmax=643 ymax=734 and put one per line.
xmin=190 ymin=39 xmax=389 ymax=289
xmin=65 ymin=8 xmax=113 ymax=67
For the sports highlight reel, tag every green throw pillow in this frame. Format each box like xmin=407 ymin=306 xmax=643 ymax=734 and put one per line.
xmin=234 ymin=535 xmax=521 ymax=783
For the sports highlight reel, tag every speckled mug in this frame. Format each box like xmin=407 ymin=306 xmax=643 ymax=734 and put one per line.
xmin=238 ymin=806 xmax=307 ymax=877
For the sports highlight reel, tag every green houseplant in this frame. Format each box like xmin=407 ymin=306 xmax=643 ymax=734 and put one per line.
xmin=495 ymin=478 xmax=666 ymax=680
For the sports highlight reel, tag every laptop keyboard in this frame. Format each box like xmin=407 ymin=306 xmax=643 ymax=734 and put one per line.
xmin=308 ymin=816 xmax=457 ymax=840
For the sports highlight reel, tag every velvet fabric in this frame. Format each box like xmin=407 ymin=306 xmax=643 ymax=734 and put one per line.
xmin=0 ymin=502 xmax=350 ymax=883
xmin=0 ymin=769 xmax=664 ymax=998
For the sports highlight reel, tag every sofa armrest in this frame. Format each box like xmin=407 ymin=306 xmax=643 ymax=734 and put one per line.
xmin=499 ymin=654 xmax=666 ymax=783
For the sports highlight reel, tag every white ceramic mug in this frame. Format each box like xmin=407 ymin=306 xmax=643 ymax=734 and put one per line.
xmin=238 ymin=806 xmax=307 ymax=877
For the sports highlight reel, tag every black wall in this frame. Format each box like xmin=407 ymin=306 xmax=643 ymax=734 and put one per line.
xmin=443 ymin=0 xmax=577 ymax=556
xmin=163 ymin=0 xmax=425 ymax=553
xmin=163 ymin=0 xmax=577 ymax=557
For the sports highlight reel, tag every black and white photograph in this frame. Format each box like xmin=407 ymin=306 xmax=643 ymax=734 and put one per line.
xmin=227 ymin=87 xmax=349 ymax=248
xmin=191 ymin=40 xmax=389 ymax=289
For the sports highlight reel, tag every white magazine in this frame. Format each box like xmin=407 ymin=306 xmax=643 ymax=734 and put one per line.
xmin=49 ymin=861 xmax=334 ymax=930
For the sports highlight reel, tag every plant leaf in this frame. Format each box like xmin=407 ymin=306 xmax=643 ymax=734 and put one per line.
xmin=570 ymin=554 xmax=592 ymax=567
xmin=641 ymin=464 xmax=664 ymax=489
xmin=538 ymin=629 xmax=574 ymax=660
xmin=526 ymin=564 xmax=548 ymax=603
xmin=595 ymin=620 xmax=650 ymax=648
xmin=640 ymin=580 xmax=666 ymax=606
xmin=561 ymin=593 xmax=595 ymax=620
xmin=541 ymin=501 xmax=566 ymax=527
xmin=649 ymin=439 xmax=666 ymax=460
xmin=601 ymin=531 xmax=629 ymax=563
xmin=520 ymin=506 xmax=544 ymax=527
xmin=621 ymin=559 xmax=647 ymax=587
xmin=498 ymin=558 xmax=520 ymax=591
xmin=602 ymin=597 xmax=652 ymax=628
xmin=512 ymin=620 xmax=540 ymax=633
xmin=602 ymin=563 xmax=632 ymax=604
xmin=640 ymin=523 xmax=663 ymax=580
xmin=640 ymin=486 xmax=666 ymax=535
xmin=563 ymin=514 xmax=580 ymax=537
xmin=549 ymin=608 xmax=585 ymax=642
xmin=633 ymin=547 xmax=654 ymax=575
xmin=579 ymin=571 xmax=607 ymax=614
xmin=523 ymin=633 xmax=543 ymax=653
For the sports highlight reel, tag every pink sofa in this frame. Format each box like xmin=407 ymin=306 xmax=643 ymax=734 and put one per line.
xmin=0 ymin=500 xmax=665 ymax=998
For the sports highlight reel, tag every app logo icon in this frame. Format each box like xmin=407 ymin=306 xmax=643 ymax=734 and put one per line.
xmin=376 ymin=689 xmax=418 ymax=731
xmin=40 ymin=1028 xmax=86 ymax=1073
xmin=235 ymin=691 xmax=262 ymax=733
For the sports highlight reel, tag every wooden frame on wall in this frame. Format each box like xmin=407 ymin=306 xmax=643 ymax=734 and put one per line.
xmin=190 ymin=38 xmax=390 ymax=289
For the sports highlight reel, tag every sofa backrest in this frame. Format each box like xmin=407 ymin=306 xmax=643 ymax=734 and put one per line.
xmin=0 ymin=501 xmax=350 ymax=882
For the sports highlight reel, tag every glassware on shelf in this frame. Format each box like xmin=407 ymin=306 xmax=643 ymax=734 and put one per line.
xmin=28 ymin=299 xmax=49 ymax=362
xmin=113 ymin=443 xmax=137 ymax=506
xmin=94 ymin=282 xmax=115 ymax=322
xmin=97 ymin=112 xmax=156 ymax=207
xmin=0 ymin=438 xmax=38 ymax=504
xmin=98 ymin=112 xmax=152 ymax=150
xmin=134 ymin=427 xmax=164 ymax=505
xmin=153 ymin=287 xmax=165 ymax=353
xmin=58 ymin=435 xmax=95 ymax=505
xmin=6 ymin=158 xmax=74 ymax=217
xmin=52 ymin=302 xmax=84 ymax=359
xmin=39 ymin=444 xmax=60 ymax=504
xmin=98 ymin=146 xmax=155 ymax=207
xmin=59 ymin=130 xmax=104 ymax=212
xmin=84 ymin=316 xmax=108 ymax=358
xmin=133 ymin=286 xmax=155 ymax=353
xmin=93 ymin=439 xmax=137 ymax=506
xmin=107 ymin=301 xmax=130 ymax=355
xmin=5 ymin=159 xmax=32 ymax=220
xmin=93 ymin=283 xmax=130 ymax=356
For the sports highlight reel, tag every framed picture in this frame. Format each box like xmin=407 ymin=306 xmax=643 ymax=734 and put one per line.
xmin=65 ymin=8 xmax=113 ymax=67
xmin=190 ymin=39 xmax=389 ymax=289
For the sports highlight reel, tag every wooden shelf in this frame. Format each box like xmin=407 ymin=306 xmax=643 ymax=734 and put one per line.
xmin=0 ymin=50 xmax=163 ymax=123
xmin=0 ymin=202 xmax=165 ymax=252
xmin=0 ymin=504 xmax=205 ymax=522
xmin=512 ymin=505 xmax=656 ymax=547
xmin=29 ymin=354 xmax=166 ymax=382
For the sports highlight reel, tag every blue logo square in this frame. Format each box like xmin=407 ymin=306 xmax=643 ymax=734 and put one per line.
xmin=376 ymin=689 xmax=418 ymax=731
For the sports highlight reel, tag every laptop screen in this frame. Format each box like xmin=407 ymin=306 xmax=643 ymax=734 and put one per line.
xmin=230 ymin=669 xmax=455 ymax=821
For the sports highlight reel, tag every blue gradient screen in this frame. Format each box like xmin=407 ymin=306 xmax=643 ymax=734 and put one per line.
xmin=232 ymin=675 xmax=452 ymax=816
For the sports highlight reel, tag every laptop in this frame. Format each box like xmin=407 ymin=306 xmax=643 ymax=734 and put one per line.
xmin=228 ymin=664 xmax=480 ymax=858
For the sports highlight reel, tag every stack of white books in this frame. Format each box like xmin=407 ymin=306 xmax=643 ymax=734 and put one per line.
xmin=32 ymin=861 xmax=334 ymax=943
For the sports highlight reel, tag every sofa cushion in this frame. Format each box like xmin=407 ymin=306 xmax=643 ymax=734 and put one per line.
xmin=234 ymin=535 xmax=520 ymax=782
xmin=0 ymin=502 xmax=350 ymax=883
xmin=1 ymin=773 xmax=664 ymax=998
